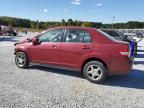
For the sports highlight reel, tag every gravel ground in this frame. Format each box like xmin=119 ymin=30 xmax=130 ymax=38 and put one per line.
xmin=0 ymin=33 xmax=144 ymax=108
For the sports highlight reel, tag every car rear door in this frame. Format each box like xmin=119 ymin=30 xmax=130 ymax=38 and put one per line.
xmin=28 ymin=29 xmax=64 ymax=65
xmin=60 ymin=28 xmax=93 ymax=69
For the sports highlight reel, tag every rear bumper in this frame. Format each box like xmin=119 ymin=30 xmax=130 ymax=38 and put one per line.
xmin=109 ymin=56 xmax=133 ymax=75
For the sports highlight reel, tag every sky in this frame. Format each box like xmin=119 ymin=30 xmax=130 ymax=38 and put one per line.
xmin=0 ymin=0 xmax=144 ymax=23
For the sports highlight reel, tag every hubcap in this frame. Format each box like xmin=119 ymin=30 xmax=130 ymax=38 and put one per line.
xmin=16 ymin=54 xmax=25 ymax=67
xmin=86 ymin=65 xmax=102 ymax=81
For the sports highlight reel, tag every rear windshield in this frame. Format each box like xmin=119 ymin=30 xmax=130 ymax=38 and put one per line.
xmin=101 ymin=30 xmax=120 ymax=37
xmin=97 ymin=29 xmax=116 ymax=41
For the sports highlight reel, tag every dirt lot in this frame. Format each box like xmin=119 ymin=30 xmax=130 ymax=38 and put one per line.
xmin=0 ymin=33 xmax=144 ymax=108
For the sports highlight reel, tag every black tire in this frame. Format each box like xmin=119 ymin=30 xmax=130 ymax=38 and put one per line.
xmin=13 ymin=33 xmax=17 ymax=36
xmin=15 ymin=52 xmax=29 ymax=68
xmin=83 ymin=61 xmax=107 ymax=83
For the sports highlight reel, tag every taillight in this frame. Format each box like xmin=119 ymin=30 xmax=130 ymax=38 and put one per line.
xmin=120 ymin=52 xmax=130 ymax=56
xmin=119 ymin=45 xmax=130 ymax=57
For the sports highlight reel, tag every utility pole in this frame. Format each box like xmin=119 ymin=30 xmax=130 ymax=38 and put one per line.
xmin=112 ymin=16 xmax=115 ymax=29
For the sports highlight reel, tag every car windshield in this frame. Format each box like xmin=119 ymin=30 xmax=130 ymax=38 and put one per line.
xmin=37 ymin=29 xmax=64 ymax=42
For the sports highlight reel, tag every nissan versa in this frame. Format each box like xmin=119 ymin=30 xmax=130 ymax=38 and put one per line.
xmin=14 ymin=27 xmax=133 ymax=83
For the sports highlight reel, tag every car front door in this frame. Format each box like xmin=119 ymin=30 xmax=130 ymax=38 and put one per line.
xmin=28 ymin=29 xmax=64 ymax=65
xmin=60 ymin=29 xmax=93 ymax=69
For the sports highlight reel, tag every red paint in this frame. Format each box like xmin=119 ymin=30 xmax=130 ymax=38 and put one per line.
xmin=15 ymin=27 xmax=133 ymax=75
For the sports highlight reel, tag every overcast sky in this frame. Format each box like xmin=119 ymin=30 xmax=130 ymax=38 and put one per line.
xmin=0 ymin=0 xmax=144 ymax=23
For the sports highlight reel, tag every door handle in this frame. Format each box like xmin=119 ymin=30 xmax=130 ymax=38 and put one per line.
xmin=82 ymin=46 xmax=90 ymax=49
xmin=52 ymin=45 xmax=57 ymax=48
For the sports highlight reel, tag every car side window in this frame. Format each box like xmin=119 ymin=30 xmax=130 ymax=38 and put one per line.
xmin=39 ymin=29 xmax=64 ymax=42
xmin=65 ymin=29 xmax=92 ymax=43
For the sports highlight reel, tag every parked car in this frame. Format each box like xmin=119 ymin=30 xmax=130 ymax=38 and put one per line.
xmin=101 ymin=29 xmax=137 ymax=58
xmin=14 ymin=27 xmax=133 ymax=83
xmin=0 ymin=25 xmax=17 ymax=36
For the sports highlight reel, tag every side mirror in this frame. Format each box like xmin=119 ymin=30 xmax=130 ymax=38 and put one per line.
xmin=32 ymin=37 xmax=40 ymax=45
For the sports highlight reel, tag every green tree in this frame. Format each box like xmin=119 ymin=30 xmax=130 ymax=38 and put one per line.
xmin=81 ymin=22 xmax=92 ymax=27
xmin=74 ymin=20 xmax=79 ymax=26
xmin=126 ymin=21 xmax=142 ymax=29
xmin=61 ymin=19 xmax=66 ymax=26
xmin=67 ymin=19 xmax=73 ymax=26
xmin=30 ymin=21 xmax=36 ymax=29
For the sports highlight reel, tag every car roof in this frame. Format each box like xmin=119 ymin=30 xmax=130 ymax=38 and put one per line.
xmin=45 ymin=26 xmax=97 ymax=31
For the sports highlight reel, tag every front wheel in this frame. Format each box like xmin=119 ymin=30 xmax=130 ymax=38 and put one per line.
xmin=13 ymin=32 xmax=17 ymax=36
xmin=83 ymin=61 xmax=107 ymax=83
xmin=15 ymin=52 xmax=29 ymax=68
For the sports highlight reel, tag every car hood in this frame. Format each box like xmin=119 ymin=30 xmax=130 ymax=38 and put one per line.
xmin=14 ymin=38 xmax=32 ymax=46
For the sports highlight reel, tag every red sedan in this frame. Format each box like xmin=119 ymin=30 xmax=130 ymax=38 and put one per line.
xmin=14 ymin=27 xmax=133 ymax=83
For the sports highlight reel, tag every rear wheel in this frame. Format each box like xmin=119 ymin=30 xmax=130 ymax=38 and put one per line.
xmin=83 ymin=61 xmax=107 ymax=83
xmin=12 ymin=32 xmax=17 ymax=36
xmin=15 ymin=52 xmax=29 ymax=68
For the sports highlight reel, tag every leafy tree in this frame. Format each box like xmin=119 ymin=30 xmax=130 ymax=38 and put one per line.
xmin=126 ymin=21 xmax=142 ymax=29
xmin=91 ymin=22 xmax=102 ymax=28
xmin=67 ymin=19 xmax=73 ymax=26
xmin=61 ymin=19 xmax=66 ymax=26
xmin=1 ymin=16 xmax=144 ymax=30
xmin=30 ymin=21 xmax=36 ymax=29
xmin=81 ymin=22 xmax=92 ymax=27
xmin=74 ymin=20 xmax=80 ymax=26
